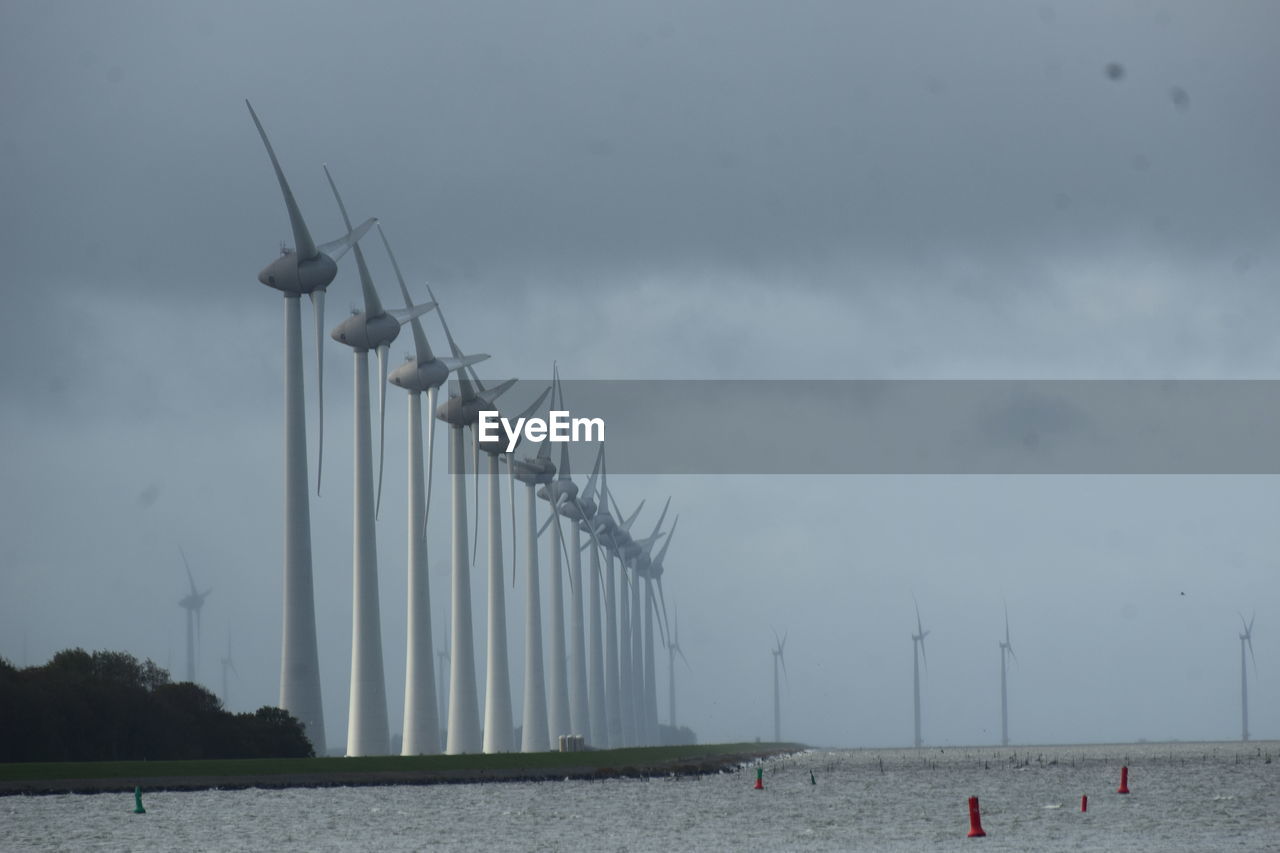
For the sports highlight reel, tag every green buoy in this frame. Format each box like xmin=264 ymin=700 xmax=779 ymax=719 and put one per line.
xmin=133 ymin=786 xmax=146 ymax=814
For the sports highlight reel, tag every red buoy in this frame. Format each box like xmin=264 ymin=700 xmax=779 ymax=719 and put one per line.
xmin=967 ymin=796 xmax=987 ymax=837
xmin=754 ymin=767 xmax=764 ymax=790
xmin=1117 ymin=766 xmax=1130 ymax=794
xmin=1081 ymin=794 xmax=1088 ymax=812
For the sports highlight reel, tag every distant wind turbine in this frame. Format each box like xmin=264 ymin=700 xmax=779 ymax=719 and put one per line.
xmin=999 ymin=604 xmax=1016 ymax=746
xmin=221 ymin=632 xmax=239 ymax=710
xmin=177 ymin=547 xmax=210 ymax=684
xmin=772 ymin=629 xmax=788 ymax=742
xmin=912 ymin=597 xmax=929 ymax=749
xmin=1240 ymin=613 xmax=1257 ymax=742
xmin=667 ymin=605 xmax=690 ymax=730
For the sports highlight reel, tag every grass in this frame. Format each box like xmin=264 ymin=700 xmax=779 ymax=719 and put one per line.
xmin=0 ymin=743 xmax=805 ymax=784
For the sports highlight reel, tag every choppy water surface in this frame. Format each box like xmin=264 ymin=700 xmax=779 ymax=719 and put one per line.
xmin=3 ymin=742 xmax=1277 ymax=852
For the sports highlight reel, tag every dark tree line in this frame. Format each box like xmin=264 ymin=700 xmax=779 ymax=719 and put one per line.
xmin=0 ymin=649 xmax=313 ymax=762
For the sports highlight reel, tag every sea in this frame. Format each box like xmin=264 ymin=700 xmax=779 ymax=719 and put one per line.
xmin=3 ymin=742 xmax=1277 ymax=851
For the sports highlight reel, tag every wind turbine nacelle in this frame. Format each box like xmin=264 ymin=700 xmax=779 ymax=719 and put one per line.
xmin=435 ymin=394 xmax=486 ymax=427
xmin=544 ymin=479 xmax=579 ymax=504
xmin=590 ymin=514 xmax=617 ymax=537
xmin=389 ymin=357 xmax=450 ymax=393
xmin=477 ymin=427 xmax=507 ymax=456
xmin=331 ymin=311 xmax=400 ymax=351
xmin=258 ymin=251 xmax=337 ymax=295
xmin=513 ymin=457 xmax=556 ymax=485
xmin=561 ymin=496 xmax=596 ymax=521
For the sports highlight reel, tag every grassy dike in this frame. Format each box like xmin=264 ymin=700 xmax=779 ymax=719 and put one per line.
xmin=0 ymin=743 xmax=807 ymax=796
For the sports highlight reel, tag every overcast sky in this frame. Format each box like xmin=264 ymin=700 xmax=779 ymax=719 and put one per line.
xmin=2 ymin=1 xmax=1278 ymax=750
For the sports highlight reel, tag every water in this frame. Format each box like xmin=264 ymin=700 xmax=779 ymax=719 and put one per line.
xmin=3 ymin=742 xmax=1277 ymax=851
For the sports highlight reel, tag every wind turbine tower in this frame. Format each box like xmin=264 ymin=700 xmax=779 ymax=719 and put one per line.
xmin=325 ymin=168 xmax=434 ymax=757
xmin=178 ymin=548 xmax=210 ymax=684
xmin=912 ymin=599 xmax=929 ymax=749
xmin=1240 ymin=613 xmax=1256 ymax=742
xmin=999 ymin=605 xmax=1016 ymax=747
xmin=476 ymin=381 xmax=551 ymax=753
xmin=771 ymin=630 xmax=787 ymax=742
xmin=247 ymin=100 xmax=374 ymax=754
xmin=385 ymin=271 xmax=488 ymax=754
xmin=433 ymin=305 xmax=517 ymax=754
xmin=511 ymin=425 xmax=556 ymax=751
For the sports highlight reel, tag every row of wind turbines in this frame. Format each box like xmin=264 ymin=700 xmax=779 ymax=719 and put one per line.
xmin=244 ymin=101 xmax=689 ymax=756
xmin=769 ymin=603 xmax=1262 ymax=747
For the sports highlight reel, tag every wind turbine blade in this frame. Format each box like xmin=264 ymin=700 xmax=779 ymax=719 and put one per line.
xmin=509 ymin=453 xmax=519 ymax=587
xmin=438 ymin=354 xmax=490 ymax=372
xmin=315 ymin=217 xmax=376 ymax=264
xmin=580 ymin=445 xmax=603 ymax=501
xmin=553 ymin=365 xmax=572 ymax=479
xmin=647 ymin=584 xmax=669 ymax=647
xmin=537 ymin=510 xmax=554 ymax=538
xmin=386 ymin=302 xmax=438 ymax=325
xmin=621 ymin=499 xmax=646 ymax=532
xmin=377 ymin=224 xmax=436 ymax=365
xmin=179 ymin=546 xmax=197 ymax=596
xmin=515 ymin=385 xmax=553 ymax=424
xmin=654 ymin=516 xmax=679 ymax=566
xmin=425 ymin=284 xmax=475 ymax=401
xmin=471 ymin=427 xmax=480 ymax=564
xmin=647 ymin=496 xmax=672 ymax=543
xmin=552 ymin=505 xmax=575 ymax=593
xmin=322 ymin=164 xmax=383 ymax=317
xmin=310 ymin=288 xmax=326 ymax=495
xmin=654 ymin=576 xmax=671 ymax=646
xmin=422 ymin=386 xmax=437 ymax=540
xmin=375 ymin=344 xmax=389 ymax=520
xmin=245 ymin=100 xmax=317 ymax=260
xmin=484 ymin=377 xmax=519 ymax=403
xmin=378 ymin=225 xmax=415 ymax=308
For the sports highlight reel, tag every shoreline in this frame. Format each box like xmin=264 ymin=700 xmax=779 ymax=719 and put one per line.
xmin=0 ymin=743 xmax=805 ymax=797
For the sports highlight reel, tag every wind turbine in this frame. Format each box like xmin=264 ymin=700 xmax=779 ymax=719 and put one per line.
xmin=600 ymin=496 xmax=646 ymax=745
xmin=912 ymin=598 xmax=929 ymax=749
xmin=667 ymin=605 xmax=690 ymax=731
xmin=1240 ymin=613 xmax=1257 ymax=742
xmin=583 ymin=446 xmax=624 ymax=748
xmin=324 ymin=168 xmax=435 ymax=757
xmin=535 ymin=382 xmax=580 ymax=745
xmin=616 ymin=495 xmax=672 ymax=746
xmin=565 ymin=447 xmax=608 ymax=747
xmin=177 ymin=547 xmax=210 ymax=684
xmin=247 ymin=100 xmax=373 ymax=754
xmin=433 ymin=303 xmax=517 ymax=754
xmin=771 ymin=630 xmax=788 ymax=742
xmin=547 ymin=370 xmax=593 ymax=741
xmin=476 ymin=381 xmax=551 ymax=753
xmin=382 ymin=255 xmax=488 ymax=756
xmin=510 ymin=414 xmax=557 ymax=752
xmin=615 ymin=496 xmax=665 ymax=745
xmin=642 ymin=513 xmax=678 ymax=743
xmin=220 ymin=631 xmax=239 ymax=710
xmin=999 ymin=604 xmax=1016 ymax=747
